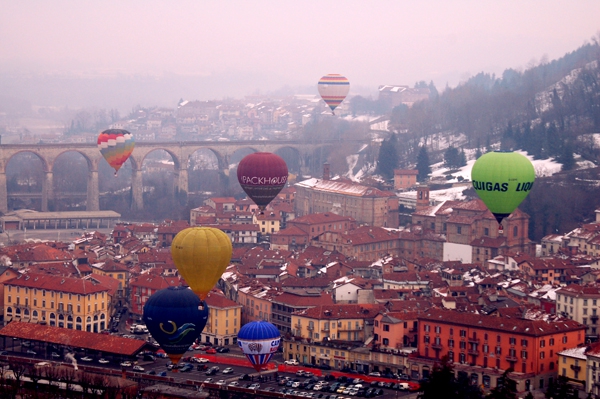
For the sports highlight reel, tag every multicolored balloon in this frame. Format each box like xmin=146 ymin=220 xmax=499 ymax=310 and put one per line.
xmin=471 ymin=151 xmax=535 ymax=224
xmin=97 ymin=129 xmax=135 ymax=176
xmin=237 ymin=152 xmax=288 ymax=212
xmin=237 ymin=321 xmax=281 ymax=372
xmin=317 ymin=74 xmax=350 ymax=114
xmin=143 ymin=286 xmax=209 ymax=366
xmin=171 ymin=227 xmax=232 ymax=300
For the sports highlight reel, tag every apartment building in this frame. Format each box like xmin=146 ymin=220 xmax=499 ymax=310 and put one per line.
xmin=4 ymin=273 xmax=112 ymax=332
xmin=411 ymin=309 xmax=585 ymax=392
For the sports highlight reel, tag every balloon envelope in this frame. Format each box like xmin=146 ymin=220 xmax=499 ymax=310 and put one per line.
xmin=143 ymin=286 xmax=208 ymax=365
xmin=237 ymin=320 xmax=281 ymax=372
xmin=237 ymin=152 xmax=288 ymax=211
xmin=97 ymin=129 xmax=135 ymax=175
xmin=471 ymin=151 xmax=535 ymax=224
xmin=171 ymin=227 xmax=232 ymax=300
xmin=318 ymin=74 xmax=350 ymax=113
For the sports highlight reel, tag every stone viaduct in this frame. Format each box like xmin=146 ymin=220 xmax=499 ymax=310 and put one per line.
xmin=0 ymin=139 xmax=369 ymax=213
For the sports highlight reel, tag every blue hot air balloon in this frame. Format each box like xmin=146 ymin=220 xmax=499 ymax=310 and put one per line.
xmin=143 ymin=286 xmax=209 ymax=365
xmin=237 ymin=320 xmax=281 ymax=371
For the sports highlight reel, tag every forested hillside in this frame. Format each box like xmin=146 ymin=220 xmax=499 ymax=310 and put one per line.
xmin=372 ymin=40 xmax=600 ymax=240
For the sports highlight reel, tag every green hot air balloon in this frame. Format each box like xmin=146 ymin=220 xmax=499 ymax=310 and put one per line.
xmin=471 ymin=151 xmax=535 ymax=224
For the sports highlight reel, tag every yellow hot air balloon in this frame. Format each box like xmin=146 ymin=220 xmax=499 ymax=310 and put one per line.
xmin=171 ymin=227 xmax=232 ymax=300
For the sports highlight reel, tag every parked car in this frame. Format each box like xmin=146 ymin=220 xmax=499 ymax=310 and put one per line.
xmin=26 ymin=350 xmax=37 ymax=355
xmin=133 ymin=365 xmax=145 ymax=372
xmin=80 ymin=356 xmax=93 ymax=362
xmin=368 ymin=372 xmax=381 ymax=377
xmin=194 ymin=357 xmax=209 ymax=363
xmin=222 ymin=367 xmax=234 ymax=374
xmin=120 ymin=361 xmax=132 ymax=367
xmin=284 ymin=359 xmax=300 ymax=365
xmin=180 ymin=364 xmax=193 ymax=372
xmin=205 ymin=348 xmax=217 ymax=354
xmin=217 ymin=347 xmax=230 ymax=353
xmin=143 ymin=354 xmax=155 ymax=361
xmin=98 ymin=358 xmax=110 ymax=364
xmin=216 ymin=380 xmax=226 ymax=385
xmin=239 ymin=374 xmax=250 ymax=381
xmin=248 ymin=383 xmax=260 ymax=390
xmin=204 ymin=378 xmax=213 ymax=383
xmin=158 ymin=371 xmax=167 ymax=377
xmin=228 ymin=381 xmax=239 ymax=387
xmin=51 ymin=352 xmax=61 ymax=359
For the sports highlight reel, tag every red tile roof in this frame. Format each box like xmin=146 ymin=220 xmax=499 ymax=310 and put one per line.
xmin=0 ymin=322 xmax=147 ymax=355
xmin=295 ymin=304 xmax=385 ymax=320
xmin=5 ymin=273 xmax=110 ymax=295
xmin=205 ymin=293 xmax=240 ymax=309
xmin=419 ymin=309 xmax=585 ymax=336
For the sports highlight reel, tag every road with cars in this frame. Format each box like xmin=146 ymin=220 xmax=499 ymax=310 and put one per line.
xmin=3 ymin=337 xmax=415 ymax=399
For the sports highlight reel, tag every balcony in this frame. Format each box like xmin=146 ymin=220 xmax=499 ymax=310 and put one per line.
xmin=505 ymin=355 xmax=518 ymax=363
xmin=338 ymin=326 xmax=362 ymax=332
xmin=591 ymin=315 xmax=598 ymax=322
xmin=409 ymin=327 xmax=418 ymax=333
xmin=431 ymin=343 xmax=443 ymax=350
xmin=321 ymin=325 xmax=330 ymax=332
xmin=294 ymin=324 xmax=302 ymax=330
xmin=468 ymin=337 xmax=480 ymax=344
xmin=571 ymin=364 xmax=582 ymax=372
xmin=468 ymin=350 xmax=480 ymax=356
xmin=307 ymin=325 xmax=314 ymax=331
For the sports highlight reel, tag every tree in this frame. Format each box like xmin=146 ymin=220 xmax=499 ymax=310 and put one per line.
xmin=487 ymin=369 xmax=517 ymax=399
xmin=545 ymin=376 xmax=579 ymax=399
xmin=444 ymin=146 xmax=467 ymax=170
xmin=418 ymin=357 xmax=484 ymax=399
xmin=376 ymin=134 xmax=399 ymax=180
xmin=416 ymin=145 xmax=431 ymax=182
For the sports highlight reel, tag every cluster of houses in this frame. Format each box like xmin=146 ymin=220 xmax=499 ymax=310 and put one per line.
xmin=3 ymin=171 xmax=600 ymax=396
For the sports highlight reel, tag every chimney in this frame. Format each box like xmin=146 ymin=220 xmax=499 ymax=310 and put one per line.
xmin=416 ymin=185 xmax=430 ymax=210
xmin=323 ymin=162 xmax=330 ymax=181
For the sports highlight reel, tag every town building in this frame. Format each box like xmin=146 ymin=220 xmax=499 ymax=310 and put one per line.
xmin=128 ymin=275 xmax=182 ymax=323
xmin=557 ymin=347 xmax=587 ymax=391
xmin=3 ymin=273 xmax=112 ymax=332
xmin=393 ymin=169 xmax=418 ymax=190
xmin=556 ymin=284 xmax=600 ymax=341
xmin=294 ymin=178 xmax=399 ymax=228
xmin=202 ymin=293 xmax=242 ymax=346
xmin=411 ymin=309 xmax=585 ymax=392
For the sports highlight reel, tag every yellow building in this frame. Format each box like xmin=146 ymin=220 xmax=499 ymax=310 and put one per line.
xmin=254 ymin=212 xmax=281 ymax=235
xmin=4 ymin=273 xmax=111 ymax=332
xmin=284 ymin=304 xmax=384 ymax=368
xmin=202 ymin=293 xmax=242 ymax=346
xmin=558 ymin=347 xmax=586 ymax=390
xmin=91 ymin=260 xmax=130 ymax=300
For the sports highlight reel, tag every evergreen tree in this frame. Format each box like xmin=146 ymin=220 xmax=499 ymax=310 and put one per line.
xmin=545 ymin=376 xmax=579 ymax=399
xmin=557 ymin=141 xmax=576 ymax=171
xmin=418 ymin=357 xmax=484 ymax=399
xmin=487 ymin=369 xmax=517 ymax=399
xmin=444 ymin=146 xmax=467 ymax=169
xmin=416 ymin=145 xmax=431 ymax=182
xmin=376 ymin=134 xmax=399 ymax=180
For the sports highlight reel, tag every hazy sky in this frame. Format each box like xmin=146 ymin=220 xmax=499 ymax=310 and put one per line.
xmin=1 ymin=1 xmax=599 ymax=98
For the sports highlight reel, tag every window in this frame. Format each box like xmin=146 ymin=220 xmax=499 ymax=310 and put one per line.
xmin=434 ymin=326 xmax=441 ymax=334
xmin=383 ymin=338 xmax=389 ymax=345
xmin=513 ymin=226 xmax=518 ymax=237
xmin=540 ymin=351 xmax=545 ymax=359
xmin=562 ymin=336 xmax=568 ymax=344
xmin=457 ymin=226 xmax=462 ymax=234
xmin=460 ymin=330 xmax=466 ymax=337
xmin=540 ymin=340 xmax=546 ymax=348
xmin=549 ymin=338 xmax=555 ymax=346
xmin=383 ymin=324 xmax=390 ymax=332
xmin=521 ymin=339 xmax=528 ymax=347
xmin=424 ymin=325 xmax=430 ymax=332
xmin=521 ymin=350 xmax=527 ymax=359
xmin=509 ymin=338 xmax=516 ymax=345
xmin=484 ymin=228 xmax=489 ymax=236
xmin=448 ymin=339 xmax=455 ymax=348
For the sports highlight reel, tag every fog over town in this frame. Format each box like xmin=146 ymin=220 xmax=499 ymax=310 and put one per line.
xmin=1 ymin=2 xmax=600 ymax=399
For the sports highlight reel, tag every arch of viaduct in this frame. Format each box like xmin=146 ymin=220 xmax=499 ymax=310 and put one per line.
xmin=0 ymin=139 xmax=369 ymax=213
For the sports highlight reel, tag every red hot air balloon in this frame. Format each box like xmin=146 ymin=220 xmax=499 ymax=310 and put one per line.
xmin=237 ymin=152 xmax=288 ymax=212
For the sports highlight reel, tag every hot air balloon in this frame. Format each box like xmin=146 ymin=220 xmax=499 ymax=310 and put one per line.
xmin=97 ymin=129 xmax=135 ymax=176
xmin=171 ymin=227 xmax=232 ymax=300
xmin=317 ymin=74 xmax=350 ymax=115
xmin=143 ymin=286 xmax=208 ymax=366
xmin=237 ymin=320 xmax=281 ymax=372
xmin=471 ymin=151 xmax=535 ymax=224
xmin=237 ymin=152 xmax=288 ymax=212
